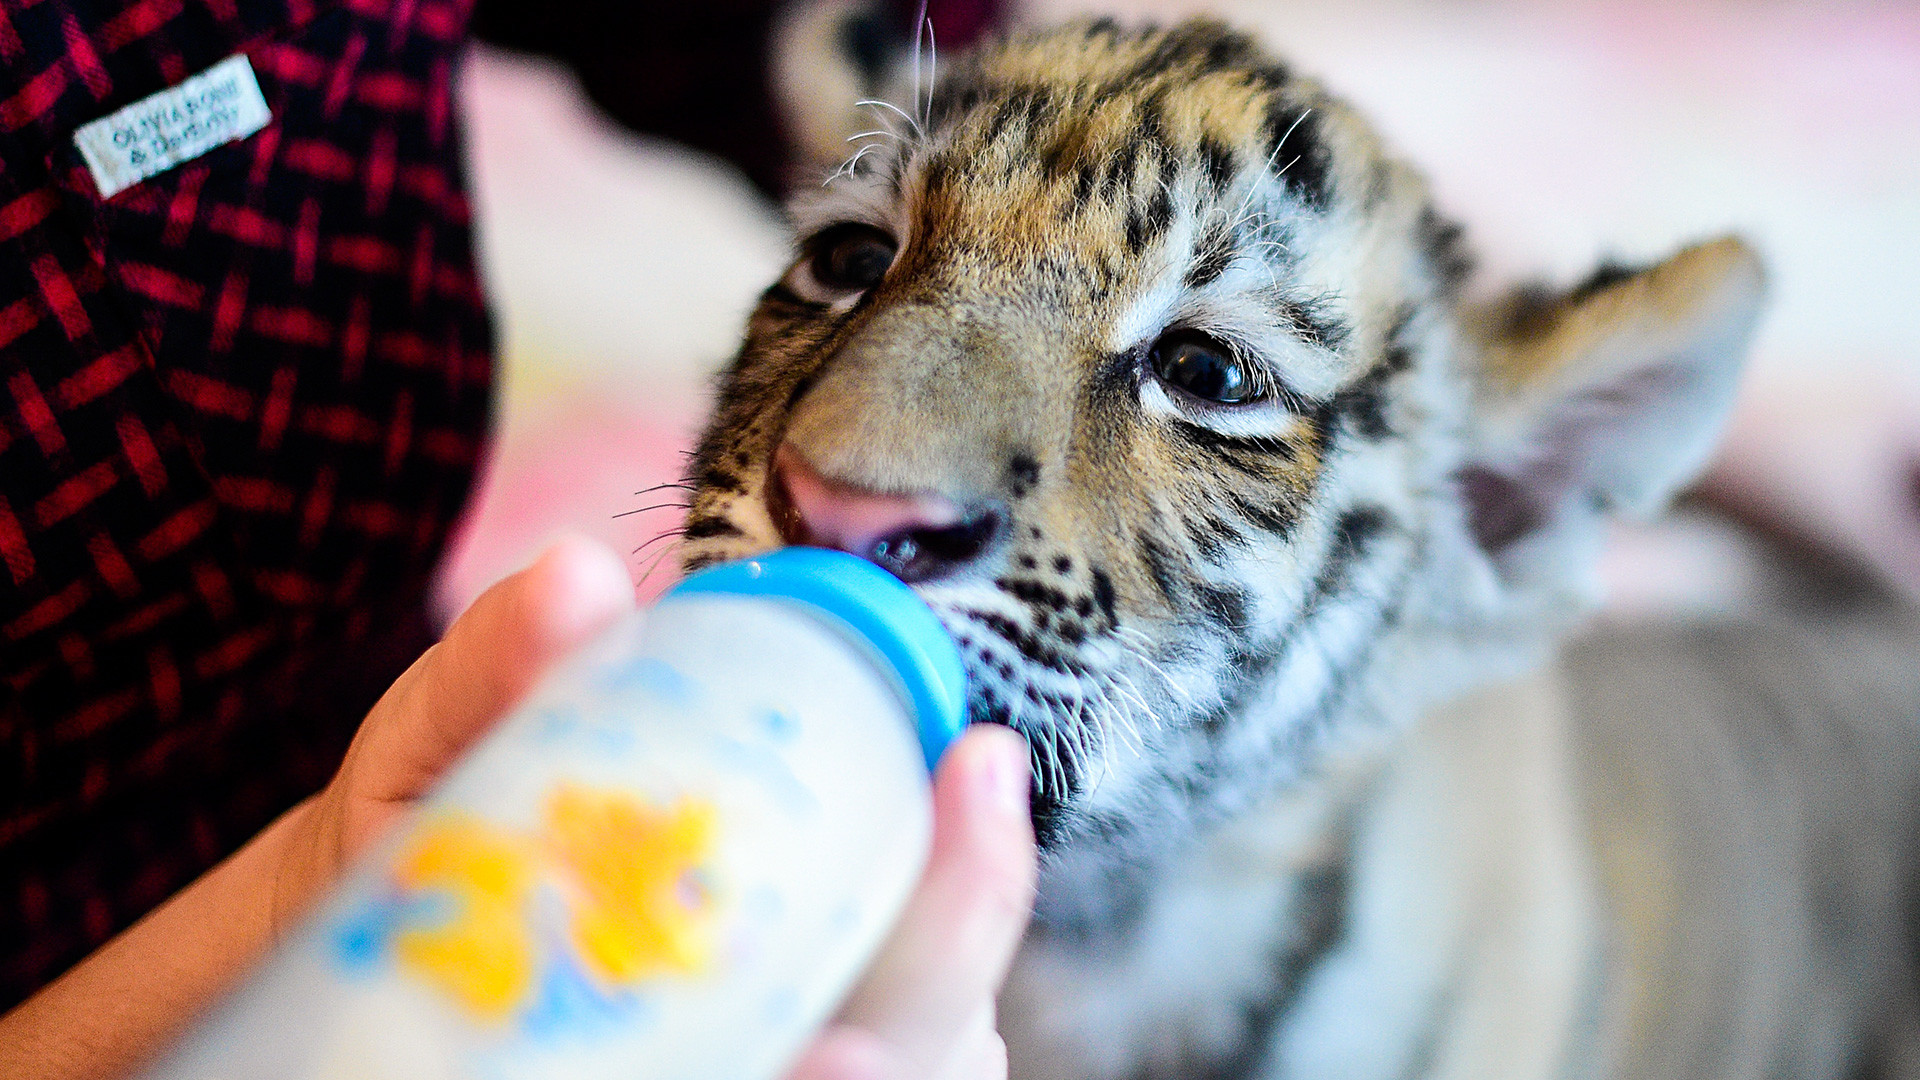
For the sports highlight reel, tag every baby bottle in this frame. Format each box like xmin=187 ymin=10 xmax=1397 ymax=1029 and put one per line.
xmin=142 ymin=546 xmax=968 ymax=1080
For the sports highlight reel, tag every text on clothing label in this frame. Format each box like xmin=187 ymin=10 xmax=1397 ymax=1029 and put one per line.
xmin=73 ymin=55 xmax=272 ymax=199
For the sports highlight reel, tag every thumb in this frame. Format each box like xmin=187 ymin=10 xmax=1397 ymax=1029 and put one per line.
xmin=332 ymin=535 xmax=636 ymax=848
xmin=831 ymin=725 xmax=1036 ymax=1074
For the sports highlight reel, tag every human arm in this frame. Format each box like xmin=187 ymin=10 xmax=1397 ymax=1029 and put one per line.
xmin=0 ymin=535 xmax=1038 ymax=1080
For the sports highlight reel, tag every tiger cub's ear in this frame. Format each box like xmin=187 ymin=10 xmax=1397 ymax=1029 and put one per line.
xmin=768 ymin=0 xmax=902 ymax=178
xmin=1455 ymin=236 xmax=1768 ymax=554
xmin=771 ymin=0 xmax=919 ymax=186
xmin=771 ymin=1 xmax=1009 ymax=189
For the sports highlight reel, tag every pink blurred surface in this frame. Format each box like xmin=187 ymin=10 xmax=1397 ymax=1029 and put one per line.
xmin=432 ymin=395 xmax=701 ymax=623
xmin=430 ymin=48 xmax=782 ymax=622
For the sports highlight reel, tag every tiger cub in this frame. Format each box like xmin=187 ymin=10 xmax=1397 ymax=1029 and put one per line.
xmin=682 ymin=16 xmax=1920 ymax=1080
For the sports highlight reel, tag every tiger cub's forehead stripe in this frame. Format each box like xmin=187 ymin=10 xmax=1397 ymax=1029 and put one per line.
xmin=926 ymin=21 xmax=1334 ymax=212
xmin=876 ymin=18 xmax=1363 ymax=366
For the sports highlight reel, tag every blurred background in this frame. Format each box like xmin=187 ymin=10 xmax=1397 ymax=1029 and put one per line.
xmin=433 ymin=0 xmax=1920 ymax=622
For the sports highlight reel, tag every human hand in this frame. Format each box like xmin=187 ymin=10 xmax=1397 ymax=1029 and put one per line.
xmin=274 ymin=535 xmax=637 ymax=933
xmin=293 ymin=535 xmax=1039 ymax=1080
xmin=786 ymin=725 xmax=1039 ymax=1080
xmin=1700 ymin=368 xmax=1920 ymax=603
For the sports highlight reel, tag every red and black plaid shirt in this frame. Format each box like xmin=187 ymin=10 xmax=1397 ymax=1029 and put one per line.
xmin=0 ymin=0 xmax=492 ymax=1005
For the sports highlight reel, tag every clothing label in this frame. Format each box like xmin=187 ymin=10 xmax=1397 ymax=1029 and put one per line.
xmin=73 ymin=55 xmax=271 ymax=199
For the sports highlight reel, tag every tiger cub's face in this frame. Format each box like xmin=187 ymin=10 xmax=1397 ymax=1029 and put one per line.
xmin=680 ymin=19 xmax=1763 ymax=881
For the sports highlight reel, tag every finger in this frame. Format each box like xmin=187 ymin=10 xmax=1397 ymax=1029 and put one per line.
xmin=784 ymin=1026 xmax=899 ymax=1080
xmin=933 ymin=1008 xmax=1008 ymax=1080
xmin=832 ymin=725 xmax=1036 ymax=1073
xmin=339 ymin=535 xmax=636 ymax=820
xmin=786 ymin=1016 xmax=1008 ymax=1080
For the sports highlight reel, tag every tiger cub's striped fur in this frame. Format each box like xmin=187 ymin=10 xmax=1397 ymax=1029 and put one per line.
xmin=684 ymin=16 xmax=1920 ymax=1079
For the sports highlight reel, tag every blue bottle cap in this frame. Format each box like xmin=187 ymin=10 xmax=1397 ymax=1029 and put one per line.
xmin=661 ymin=548 xmax=968 ymax=772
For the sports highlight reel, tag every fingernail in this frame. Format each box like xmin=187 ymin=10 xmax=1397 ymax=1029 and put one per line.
xmin=977 ymin=732 xmax=1030 ymax=816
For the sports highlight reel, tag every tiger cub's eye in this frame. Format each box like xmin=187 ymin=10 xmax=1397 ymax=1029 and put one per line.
xmin=1151 ymin=333 xmax=1256 ymax=404
xmin=807 ymin=224 xmax=898 ymax=292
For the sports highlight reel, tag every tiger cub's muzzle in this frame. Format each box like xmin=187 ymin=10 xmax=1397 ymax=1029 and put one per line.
xmin=767 ymin=443 xmax=1011 ymax=584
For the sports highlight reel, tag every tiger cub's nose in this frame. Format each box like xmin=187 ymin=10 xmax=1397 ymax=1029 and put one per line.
xmin=769 ymin=443 xmax=1006 ymax=584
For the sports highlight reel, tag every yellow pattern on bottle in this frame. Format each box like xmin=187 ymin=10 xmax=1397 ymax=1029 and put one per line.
xmin=545 ymin=786 xmax=717 ymax=982
xmin=391 ymin=819 xmax=540 ymax=1019
xmin=381 ymin=786 xmax=718 ymax=1022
